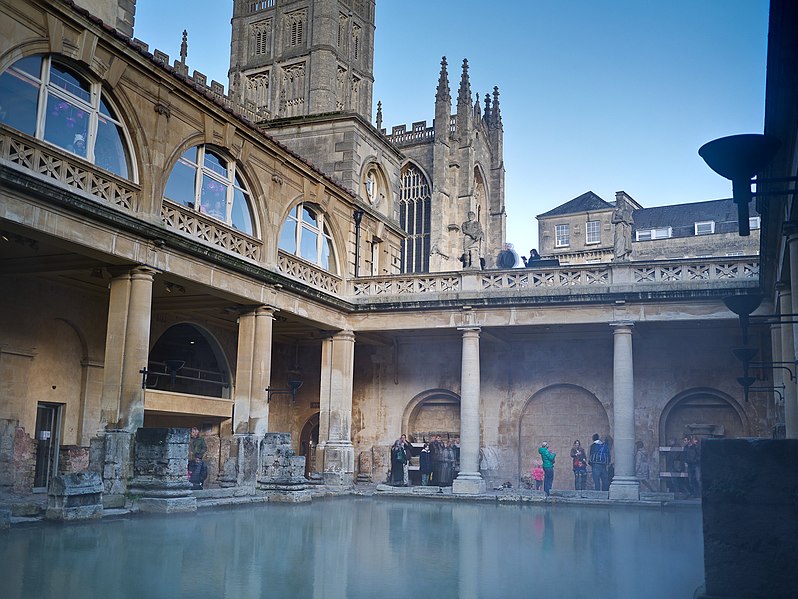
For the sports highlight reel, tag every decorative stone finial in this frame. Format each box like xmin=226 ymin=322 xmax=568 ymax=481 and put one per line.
xmin=180 ymin=30 xmax=188 ymax=65
xmin=483 ymin=92 xmax=491 ymax=123
xmin=457 ymin=58 xmax=471 ymax=107
xmin=376 ymin=100 xmax=383 ymax=130
xmin=492 ymin=86 xmax=502 ymax=127
xmin=436 ymin=56 xmax=450 ymax=103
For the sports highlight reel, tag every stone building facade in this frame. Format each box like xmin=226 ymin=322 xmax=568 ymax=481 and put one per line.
xmin=0 ymin=0 xmax=780 ymax=501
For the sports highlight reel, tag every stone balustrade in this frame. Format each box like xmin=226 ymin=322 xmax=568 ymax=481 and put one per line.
xmin=0 ymin=125 xmax=139 ymax=212
xmin=348 ymin=257 xmax=759 ymax=302
xmin=277 ymin=250 xmax=342 ymax=294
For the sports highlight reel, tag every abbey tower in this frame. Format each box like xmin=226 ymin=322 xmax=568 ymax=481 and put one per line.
xmin=228 ymin=0 xmax=505 ymax=273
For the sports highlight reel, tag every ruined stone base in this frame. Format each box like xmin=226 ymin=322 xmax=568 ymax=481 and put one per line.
xmin=46 ymin=472 xmax=103 ymax=522
xmin=608 ymin=477 xmax=640 ymax=500
xmin=322 ymin=470 xmax=354 ymax=488
xmin=265 ymin=490 xmax=312 ymax=503
xmin=136 ymin=496 xmax=196 ymax=513
xmin=102 ymin=494 xmax=126 ymax=509
xmin=46 ymin=504 xmax=103 ymax=521
xmin=452 ymin=473 xmax=486 ymax=495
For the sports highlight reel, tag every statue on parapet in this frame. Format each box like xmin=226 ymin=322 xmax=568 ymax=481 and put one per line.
xmin=461 ymin=211 xmax=484 ymax=270
xmin=612 ymin=198 xmax=634 ymax=262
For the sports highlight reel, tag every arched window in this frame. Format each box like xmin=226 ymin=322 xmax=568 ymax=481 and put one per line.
xmin=163 ymin=145 xmax=255 ymax=235
xmin=278 ymin=203 xmax=336 ymax=272
xmin=0 ymin=55 xmax=132 ymax=178
xmin=399 ymin=164 xmax=431 ymax=273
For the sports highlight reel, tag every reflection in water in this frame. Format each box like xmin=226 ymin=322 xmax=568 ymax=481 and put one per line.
xmin=0 ymin=499 xmax=703 ymax=599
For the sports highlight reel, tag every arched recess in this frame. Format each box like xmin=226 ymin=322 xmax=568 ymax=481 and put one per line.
xmin=146 ymin=323 xmax=231 ymax=399
xmin=659 ymin=387 xmax=749 ymax=444
xmin=299 ymin=412 xmax=320 ymax=477
xmin=402 ymin=388 xmax=461 ymax=443
xmin=518 ymin=384 xmax=609 ymax=489
xmin=473 ymin=164 xmax=488 ymax=225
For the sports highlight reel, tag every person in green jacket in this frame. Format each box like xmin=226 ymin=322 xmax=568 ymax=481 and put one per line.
xmin=190 ymin=426 xmax=207 ymax=460
xmin=539 ymin=441 xmax=557 ymax=496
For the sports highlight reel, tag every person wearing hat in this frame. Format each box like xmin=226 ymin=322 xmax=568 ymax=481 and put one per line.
xmin=538 ymin=441 xmax=556 ymax=496
xmin=68 ymin=133 xmax=86 ymax=156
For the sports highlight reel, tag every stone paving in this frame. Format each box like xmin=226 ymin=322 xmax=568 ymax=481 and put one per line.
xmin=0 ymin=481 xmax=700 ymax=530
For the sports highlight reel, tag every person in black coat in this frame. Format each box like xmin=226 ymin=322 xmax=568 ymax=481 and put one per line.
xmin=188 ymin=456 xmax=208 ymax=490
xmin=419 ymin=443 xmax=433 ymax=486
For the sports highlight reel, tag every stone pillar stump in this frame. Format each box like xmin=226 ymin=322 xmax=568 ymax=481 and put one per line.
xmin=129 ymin=428 xmax=195 ymax=513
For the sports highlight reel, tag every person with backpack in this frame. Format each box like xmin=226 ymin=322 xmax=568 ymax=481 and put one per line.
xmin=589 ymin=433 xmax=611 ymax=491
xmin=538 ymin=441 xmax=557 ymax=496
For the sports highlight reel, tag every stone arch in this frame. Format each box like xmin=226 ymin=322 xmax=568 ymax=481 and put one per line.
xmin=147 ymin=322 xmax=232 ymax=399
xmin=659 ymin=387 xmax=749 ymax=444
xmin=518 ymin=384 xmax=609 ymax=489
xmin=402 ymin=388 xmax=461 ymax=443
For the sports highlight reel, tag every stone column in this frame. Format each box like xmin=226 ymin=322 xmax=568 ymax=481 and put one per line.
xmin=233 ymin=306 xmax=275 ymax=435
xmin=452 ymin=326 xmax=486 ymax=494
xmin=101 ymin=266 xmax=156 ymax=433
xmin=778 ymin=286 xmax=798 ymax=438
xmin=609 ymin=321 xmax=639 ymax=500
xmin=317 ymin=330 xmax=355 ymax=487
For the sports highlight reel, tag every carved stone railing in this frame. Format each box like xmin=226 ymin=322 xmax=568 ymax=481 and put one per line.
xmin=0 ymin=125 xmax=138 ymax=212
xmin=352 ymin=274 xmax=461 ymax=296
xmin=277 ymin=250 xmax=342 ymax=294
xmin=161 ymin=199 xmax=262 ymax=261
xmin=347 ymin=257 xmax=759 ymax=300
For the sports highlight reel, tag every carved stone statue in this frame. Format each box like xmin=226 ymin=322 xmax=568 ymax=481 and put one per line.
xmin=461 ymin=211 xmax=484 ymax=269
xmin=612 ymin=199 xmax=634 ymax=262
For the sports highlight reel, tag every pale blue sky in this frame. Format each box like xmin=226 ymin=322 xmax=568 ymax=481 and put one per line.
xmin=134 ymin=0 xmax=769 ymax=252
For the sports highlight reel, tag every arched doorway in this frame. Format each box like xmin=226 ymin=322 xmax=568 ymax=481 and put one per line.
xmin=300 ymin=413 xmax=319 ymax=477
xmin=660 ymin=388 xmax=748 ymax=443
xmin=519 ymin=384 xmax=609 ymax=489
xmin=404 ymin=389 xmax=461 ymax=443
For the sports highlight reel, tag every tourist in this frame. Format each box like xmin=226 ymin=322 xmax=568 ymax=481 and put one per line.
xmin=532 ymin=459 xmax=545 ymax=491
xmin=683 ymin=435 xmax=701 ymax=498
xmin=189 ymin=426 xmax=207 ymax=461
xmin=389 ymin=435 xmax=411 ymax=486
xmin=635 ymin=440 xmax=654 ymax=492
xmin=588 ymin=433 xmax=610 ymax=491
xmin=400 ymin=434 xmax=413 ymax=485
xmin=419 ymin=443 xmax=433 ymax=485
xmin=538 ymin=441 xmax=556 ymax=496
xmin=188 ymin=455 xmax=208 ymax=490
xmin=570 ymin=439 xmax=588 ymax=490
xmin=439 ymin=440 xmax=456 ymax=486
xmin=430 ymin=434 xmax=444 ymax=485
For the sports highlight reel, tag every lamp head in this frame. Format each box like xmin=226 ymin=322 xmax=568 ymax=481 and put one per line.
xmin=699 ymin=134 xmax=781 ymax=236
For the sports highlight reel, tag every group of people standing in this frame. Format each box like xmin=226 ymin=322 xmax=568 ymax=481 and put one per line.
xmin=534 ymin=433 xmax=613 ymax=495
xmin=390 ymin=434 xmax=459 ymax=487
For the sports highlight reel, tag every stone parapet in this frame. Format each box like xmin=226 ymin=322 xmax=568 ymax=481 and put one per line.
xmin=45 ymin=472 xmax=103 ymax=521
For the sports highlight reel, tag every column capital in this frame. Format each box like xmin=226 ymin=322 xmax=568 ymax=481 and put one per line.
xmin=782 ymin=220 xmax=798 ymax=239
xmin=331 ymin=329 xmax=356 ymax=343
xmin=457 ymin=326 xmax=481 ymax=335
xmin=610 ymin=320 xmax=634 ymax=331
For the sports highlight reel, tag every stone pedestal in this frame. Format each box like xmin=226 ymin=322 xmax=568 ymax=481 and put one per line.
xmin=321 ymin=441 xmax=354 ymax=488
xmin=257 ymin=433 xmax=309 ymax=502
xmin=700 ymin=439 xmax=798 ymax=598
xmin=90 ymin=430 xmax=134 ymax=508
xmin=129 ymin=428 xmax=195 ymax=513
xmin=46 ymin=471 xmax=103 ymax=521
xmin=452 ymin=473 xmax=486 ymax=495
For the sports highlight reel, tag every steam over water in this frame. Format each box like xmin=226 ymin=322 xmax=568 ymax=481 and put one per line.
xmin=0 ymin=498 xmax=703 ymax=598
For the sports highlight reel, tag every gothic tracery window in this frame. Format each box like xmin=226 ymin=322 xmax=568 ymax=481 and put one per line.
xmin=287 ymin=10 xmax=306 ymax=48
xmin=250 ymin=20 xmax=272 ymax=57
xmin=163 ymin=145 xmax=255 ymax=235
xmin=352 ymin=24 xmax=361 ymax=60
xmin=399 ymin=164 xmax=431 ymax=273
xmin=246 ymin=72 xmax=270 ymax=111
xmin=0 ymin=54 xmax=132 ymax=179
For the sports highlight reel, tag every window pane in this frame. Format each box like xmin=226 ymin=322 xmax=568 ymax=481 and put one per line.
xmin=299 ymin=226 xmax=318 ymax=262
xmin=164 ymin=160 xmax=197 ymax=207
xmin=0 ymin=70 xmax=39 ymax=136
xmin=302 ymin=206 xmax=317 ymax=226
xmin=181 ymin=147 xmax=198 ymax=163
xmin=13 ymin=56 xmax=42 ymax=79
xmin=231 ymin=188 xmax=253 ymax=235
xmin=320 ymin=236 xmax=331 ymax=270
xmin=95 ymin=113 xmax=129 ymax=178
xmin=44 ymin=95 xmax=89 ymax=156
xmin=99 ymin=97 xmax=116 ymax=118
xmin=203 ymin=150 xmax=228 ymax=178
xmin=49 ymin=63 xmax=91 ymax=103
xmin=278 ymin=220 xmax=297 ymax=253
xmin=200 ymin=174 xmax=227 ymax=220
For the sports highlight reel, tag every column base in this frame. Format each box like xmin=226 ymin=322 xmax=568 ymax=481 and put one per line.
xmin=609 ymin=476 xmax=640 ymax=500
xmin=452 ymin=472 xmax=486 ymax=495
xmin=322 ymin=441 xmax=354 ymax=488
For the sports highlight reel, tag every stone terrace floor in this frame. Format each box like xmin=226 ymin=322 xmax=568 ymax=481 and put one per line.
xmin=0 ymin=482 xmax=700 ymax=529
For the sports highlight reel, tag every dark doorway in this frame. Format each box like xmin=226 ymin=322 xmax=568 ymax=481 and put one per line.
xmin=299 ymin=414 xmax=319 ymax=478
xmin=33 ymin=403 xmax=62 ymax=490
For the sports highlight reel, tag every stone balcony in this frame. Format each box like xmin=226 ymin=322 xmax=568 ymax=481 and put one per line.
xmin=348 ymin=257 xmax=760 ymax=306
